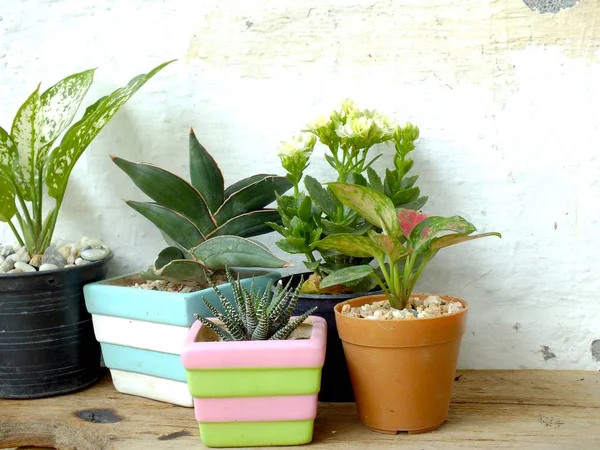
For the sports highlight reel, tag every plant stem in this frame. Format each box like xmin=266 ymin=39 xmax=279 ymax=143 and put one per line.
xmin=305 ymin=252 xmax=322 ymax=277
xmin=401 ymin=252 xmax=417 ymax=306
xmin=369 ymin=272 xmax=390 ymax=298
xmin=7 ymin=220 xmax=25 ymax=247
xmin=408 ymin=254 xmax=433 ymax=295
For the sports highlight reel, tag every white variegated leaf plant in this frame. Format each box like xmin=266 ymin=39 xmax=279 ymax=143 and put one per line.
xmin=0 ymin=60 xmax=174 ymax=257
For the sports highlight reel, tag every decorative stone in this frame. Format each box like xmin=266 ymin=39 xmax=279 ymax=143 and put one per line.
xmin=1 ymin=259 xmax=15 ymax=272
xmin=424 ymin=295 xmax=443 ymax=307
xmin=75 ymin=257 xmax=91 ymax=266
xmin=65 ymin=264 xmax=76 ymax=268
xmin=0 ymin=245 xmax=13 ymax=257
xmin=14 ymin=262 xmax=36 ymax=273
xmin=58 ymin=243 xmax=79 ymax=265
xmin=12 ymin=247 xmax=31 ymax=264
xmin=8 ymin=268 xmax=23 ymax=274
xmin=41 ymin=245 xmax=67 ymax=268
xmin=447 ymin=302 xmax=464 ymax=314
xmin=39 ymin=263 xmax=59 ymax=271
xmin=29 ymin=254 xmax=43 ymax=268
xmin=80 ymin=248 xmax=108 ymax=262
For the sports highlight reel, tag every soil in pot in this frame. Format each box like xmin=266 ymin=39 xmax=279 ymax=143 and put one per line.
xmin=278 ymin=272 xmax=381 ymax=403
xmin=0 ymin=252 xmax=113 ymax=399
xmin=334 ymin=293 xmax=469 ymax=434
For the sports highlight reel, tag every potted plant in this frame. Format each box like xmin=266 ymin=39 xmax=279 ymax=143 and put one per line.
xmin=181 ymin=269 xmax=326 ymax=448
xmin=83 ymin=130 xmax=292 ymax=406
xmin=314 ymin=182 xmax=501 ymax=433
xmin=267 ymin=99 xmax=428 ymax=401
xmin=0 ymin=60 xmax=173 ymax=399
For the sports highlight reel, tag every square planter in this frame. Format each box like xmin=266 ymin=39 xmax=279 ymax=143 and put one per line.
xmin=83 ymin=268 xmax=281 ymax=406
xmin=181 ymin=315 xmax=327 ymax=447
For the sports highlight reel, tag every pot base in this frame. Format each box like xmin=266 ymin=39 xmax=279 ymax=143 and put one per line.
xmin=366 ymin=420 xmax=445 ymax=435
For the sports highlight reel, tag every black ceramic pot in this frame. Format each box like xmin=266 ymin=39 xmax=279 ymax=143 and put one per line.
xmin=279 ymin=271 xmax=381 ymax=402
xmin=0 ymin=254 xmax=112 ymax=399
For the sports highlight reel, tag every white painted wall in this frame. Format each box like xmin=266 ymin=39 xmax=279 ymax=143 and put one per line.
xmin=1 ymin=0 xmax=599 ymax=370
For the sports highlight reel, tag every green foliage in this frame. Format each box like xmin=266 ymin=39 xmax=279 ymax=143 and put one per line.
xmin=116 ymin=129 xmax=293 ymax=285
xmin=194 ymin=269 xmax=317 ymax=341
xmin=316 ymin=184 xmax=502 ymax=309
xmin=0 ymin=61 xmax=174 ymax=255
xmin=269 ymin=100 xmax=427 ymax=293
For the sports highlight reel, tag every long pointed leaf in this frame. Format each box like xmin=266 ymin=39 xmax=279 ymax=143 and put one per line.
xmin=10 ymin=85 xmax=42 ymax=200
xmin=314 ymin=234 xmax=384 ymax=259
xmin=126 ymin=201 xmax=205 ymax=250
xmin=320 ymin=265 xmax=374 ymax=289
xmin=189 ymin=129 xmax=224 ymax=213
xmin=192 ymin=236 xmax=291 ymax=269
xmin=430 ymin=232 xmax=502 ymax=251
xmin=113 ymin=156 xmax=216 ymax=235
xmin=304 ymin=175 xmax=336 ymax=217
xmin=410 ymin=216 xmax=477 ymax=253
xmin=215 ymin=176 xmax=292 ymax=224
xmin=327 ymin=183 xmax=401 ymax=238
xmin=208 ymin=209 xmax=282 ymax=238
xmin=36 ymin=69 xmax=96 ymax=169
xmin=224 ymin=174 xmax=272 ymax=198
xmin=45 ymin=60 xmax=175 ymax=200
xmin=0 ymin=126 xmax=18 ymax=180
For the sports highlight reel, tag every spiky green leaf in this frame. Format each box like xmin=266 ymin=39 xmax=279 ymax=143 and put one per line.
xmin=189 ymin=129 xmax=224 ymax=213
xmin=269 ymin=309 xmax=316 ymax=340
xmin=45 ymin=60 xmax=175 ymax=200
xmin=194 ymin=314 xmax=234 ymax=341
xmin=112 ymin=157 xmax=216 ymax=235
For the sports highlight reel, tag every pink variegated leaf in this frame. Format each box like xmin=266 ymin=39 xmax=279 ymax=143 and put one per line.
xmin=397 ymin=208 xmax=428 ymax=238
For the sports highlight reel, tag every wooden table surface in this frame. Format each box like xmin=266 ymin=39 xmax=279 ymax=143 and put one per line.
xmin=1 ymin=369 xmax=599 ymax=449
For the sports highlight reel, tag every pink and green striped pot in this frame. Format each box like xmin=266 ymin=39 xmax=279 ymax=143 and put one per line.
xmin=180 ymin=316 xmax=327 ymax=448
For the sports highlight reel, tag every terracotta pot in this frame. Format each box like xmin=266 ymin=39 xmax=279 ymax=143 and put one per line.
xmin=334 ymin=293 xmax=469 ymax=434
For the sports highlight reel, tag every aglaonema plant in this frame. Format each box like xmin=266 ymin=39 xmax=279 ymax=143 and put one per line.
xmin=0 ymin=60 xmax=174 ymax=257
xmin=315 ymin=183 xmax=501 ymax=310
xmin=113 ymin=129 xmax=293 ymax=285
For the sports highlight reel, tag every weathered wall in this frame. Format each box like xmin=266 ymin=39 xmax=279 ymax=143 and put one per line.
xmin=1 ymin=0 xmax=599 ymax=369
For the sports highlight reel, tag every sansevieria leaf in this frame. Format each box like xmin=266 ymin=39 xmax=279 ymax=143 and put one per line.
xmin=126 ymin=201 xmax=205 ymax=250
xmin=327 ymin=183 xmax=401 ymax=238
xmin=10 ymin=85 xmax=42 ymax=201
xmin=223 ymin=174 xmax=272 ymax=198
xmin=45 ymin=60 xmax=175 ymax=201
xmin=207 ymin=210 xmax=282 ymax=238
xmin=36 ymin=68 xmax=96 ymax=170
xmin=112 ymin=156 xmax=216 ymax=235
xmin=189 ymin=129 xmax=224 ymax=213
xmin=192 ymin=236 xmax=290 ymax=269
xmin=215 ymin=176 xmax=292 ymax=225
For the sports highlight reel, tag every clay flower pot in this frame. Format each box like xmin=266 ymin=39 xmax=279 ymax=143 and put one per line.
xmin=334 ymin=293 xmax=469 ymax=434
xmin=181 ymin=316 xmax=327 ymax=448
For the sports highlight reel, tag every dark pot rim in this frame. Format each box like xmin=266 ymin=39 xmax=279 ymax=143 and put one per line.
xmin=277 ymin=271 xmax=382 ymax=301
xmin=0 ymin=251 xmax=114 ymax=279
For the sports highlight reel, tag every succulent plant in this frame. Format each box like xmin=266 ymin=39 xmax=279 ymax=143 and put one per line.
xmin=194 ymin=269 xmax=317 ymax=341
xmin=0 ymin=60 xmax=173 ymax=256
xmin=113 ymin=129 xmax=293 ymax=284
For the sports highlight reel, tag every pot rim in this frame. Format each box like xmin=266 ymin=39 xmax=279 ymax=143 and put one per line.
xmin=334 ymin=292 xmax=470 ymax=322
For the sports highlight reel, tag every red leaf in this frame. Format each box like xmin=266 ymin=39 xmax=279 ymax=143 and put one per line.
xmin=397 ymin=208 xmax=428 ymax=237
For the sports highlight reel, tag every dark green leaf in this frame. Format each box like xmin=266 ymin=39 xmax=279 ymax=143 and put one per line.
xmin=154 ymin=246 xmax=185 ymax=270
xmin=402 ymin=158 xmax=414 ymax=176
xmin=401 ymin=196 xmax=428 ymax=211
xmin=401 ymin=174 xmax=418 ymax=189
xmin=297 ymin=195 xmax=313 ymax=222
xmin=318 ymin=217 xmax=354 ymax=235
xmin=208 ymin=209 xmax=283 ymax=238
xmin=45 ymin=60 xmax=175 ymax=200
xmin=367 ymin=167 xmax=384 ymax=193
xmin=320 ymin=265 xmax=374 ymax=288
xmin=154 ymin=259 xmax=209 ymax=284
xmin=189 ymin=129 xmax=224 ymax=213
xmin=224 ymin=173 xmax=273 ymax=198
xmin=192 ymin=236 xmax=291 ymax=269
xmin=304 ymin=175 xmax=336 ymax=217
xmin=392 ymin=187 xmax=420 ymax=206
xmin=0 ymin=173 xmax=16 ymax=222
xmin=113 ymin=157 xmax=216 ymax=235
xmin=126 ymin=201 xmax=205 ymax=250
xmin=275 ymin=239 xmax=307 ymax=254
xmin=216 ymin=176 xmax=292 ymax=224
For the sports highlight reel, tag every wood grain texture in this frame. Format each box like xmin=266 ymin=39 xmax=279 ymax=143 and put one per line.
xmin=1 ymin=369 xmax=599 ymax=449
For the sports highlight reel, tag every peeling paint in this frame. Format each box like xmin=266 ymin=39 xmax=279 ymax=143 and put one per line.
xmin=591 ymin=340 xmax=600 ymax=362
xmin=540 ymin=345 xmax=557 ymax=361
xmin=522 ymin=0 xmax=579 ymax=14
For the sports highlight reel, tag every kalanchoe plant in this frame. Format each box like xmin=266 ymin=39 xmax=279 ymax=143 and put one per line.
xmin=113 ymin=129 xmax=293 ymax=285
xmin=315 ymin=183 xmax=502 ymax=310
xmin=194 ymin=269 xmax=317 ymax=341
xmin=267 ymin=99 xmax=428 ymax=294
xmin=0 ymin=61 xmax=174 ymax=257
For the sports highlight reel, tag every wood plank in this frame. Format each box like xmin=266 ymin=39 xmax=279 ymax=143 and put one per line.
xmin=1 ymin=369 xmax=599 ymax=449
